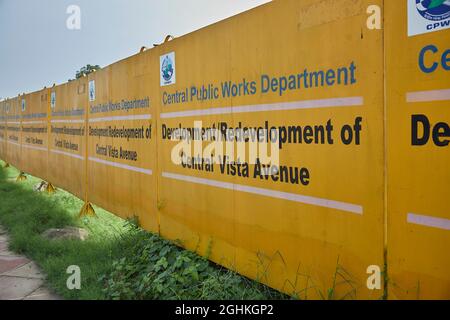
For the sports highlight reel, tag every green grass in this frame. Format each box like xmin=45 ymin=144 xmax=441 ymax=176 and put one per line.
xmin=0 ymin=160 xmax=288 ymax=300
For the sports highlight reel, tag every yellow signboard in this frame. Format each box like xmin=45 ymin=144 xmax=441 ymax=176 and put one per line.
xmin=5 ymin=97 xmax=22 ymax=169
xmin=47 ymin=80 xmax=87 ymax=200
xmin=0 ymin=0 xmax=449 ymax=300
xmin=386 ymin=1 xmax=450 ymax=299
xmin=0 ymin=100 xmax=6 ymax=162
xmin=87 ymin=51 xmax=159 ymax=232
xmin=157 ymin=0 xmax=385 ymax=299
xmin=20 ymin=89 xmax=49 ymax=181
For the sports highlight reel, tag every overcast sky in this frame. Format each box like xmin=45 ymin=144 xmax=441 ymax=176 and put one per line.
xmin=0 ymin=0 xmax=270 ymax=99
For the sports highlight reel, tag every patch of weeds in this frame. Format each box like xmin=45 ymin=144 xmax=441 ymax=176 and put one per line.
xmin=99 ymin=231 xmax=289 ymax=300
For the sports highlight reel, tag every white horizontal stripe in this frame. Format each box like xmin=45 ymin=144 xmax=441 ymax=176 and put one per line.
xmin=7 ymin=141 xmax=21 ymax=147
xmin=160 ymin=97 xmax=364 ymax=119
xmin=89 ymin=156 xmax=152 ymax=175
xmin=22 ymin=144 xmax=47 ymax=152
xmin=7 ymin=121 xmax=21 ymax=125
xmin=406 ymin=89 xmax=450 ymax=103
xmin=51 ymin=149 xmax=85 ymax=160
xmin=88 ymin=114 xmax=152 ymax=123
xmin=22 ymin=121 xmax=46 ymax=125
xmin=407 ymin=213 xmax=450 ymax=231
xmin=162 ymin=172 xmax=363 ymax=215
xmin=51 ymin=119 xmax=84 ymax=124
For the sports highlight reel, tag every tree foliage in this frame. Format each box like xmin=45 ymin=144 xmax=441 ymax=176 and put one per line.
xmin=76 ymin=64 xmax=101 ymax=79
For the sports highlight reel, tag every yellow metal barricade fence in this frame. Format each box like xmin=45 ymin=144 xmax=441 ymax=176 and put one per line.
xmin=385 ymin=0 xmax=450 ymax=299
xmin=5 ymin=97 xmax=22 ymax=170
xmin=0 ymin=100 xmax=6 ymax=162
xmin=48 ymin=80 xmax=88 ymax=200
xmin=19 ymin=89 xmax=49 ymax=181
xmin=0 ymin=0 xmax=448 ymax=299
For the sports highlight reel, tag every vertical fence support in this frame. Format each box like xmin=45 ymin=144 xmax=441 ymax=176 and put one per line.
xmin=16 ymin=171 xmax=27 ymax=181
xmin=79 ymin=202 xmax=96 ymax=217
xmin=79 ymin=81 xmax=95 ymax=219
xmin=46 ymin=182 xmax=56 ymax=194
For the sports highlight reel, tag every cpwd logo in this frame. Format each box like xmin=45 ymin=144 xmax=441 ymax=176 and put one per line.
xmin=409 ymin=0 xmax=450 ymax=36
xmin=162 ymin=56 xmax=174 ymax=81
xmin=160 ymin=52 xmax=176 ymax=86
xmin=416 ymin=0 xmax=450 ymax=21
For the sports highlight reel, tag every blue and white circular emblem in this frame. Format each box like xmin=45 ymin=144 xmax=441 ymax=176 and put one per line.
xmin=161 ymin=55 xmax=174 ymax=82
xmin=416 ymin=0 xmax=450 ymax=21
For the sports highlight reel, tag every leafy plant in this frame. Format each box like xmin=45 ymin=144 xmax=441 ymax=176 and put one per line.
xmin=99 ymin=231 xmax=288 ymax=300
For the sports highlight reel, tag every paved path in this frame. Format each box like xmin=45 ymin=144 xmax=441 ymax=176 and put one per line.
xmin=0 ymin=225 xmax=61 ymax=300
